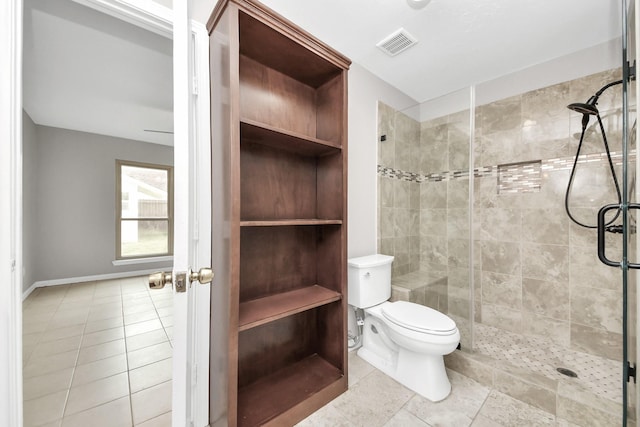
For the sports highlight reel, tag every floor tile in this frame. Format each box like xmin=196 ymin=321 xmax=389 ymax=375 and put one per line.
xmin=332 ymin=369 xmax=414 ymax=427
xmin=23 ymin=349 xmax=79 ymax=378
xmin=30 ymin=334 xmax=82 ymax=358
xmin=23 ymin=311 xmax=56 ymax=325
xmin=153 ymin=299 xmax=173 ymax=309
xmin=124 ymin=303 xmax=157 ymax=316
xmin=22 ymin=321 xmax=49 ymax=335
xmin=23 ymin=331 xmax=43 ymax=347
xmin=81 ymin=327 xmax=125 ymax=347
xmin=23 ymin=368 xmax=74 ymax=400
xmin=135 ymin=411 xmax=172 ymax=427
xmin=72 ymin=353 xmax=128 ymax=387
xmin=160 ymin=316 xmax=173 ymax=327
xmin=348 ymin=351 xmax=376 ymax=386
xmin=87 ymin=308 xmax=123 ymax=322
xmin=125 ymin=319 xmax=163 ymax=337
xmin=405 ymin=370 xmax=490 ymax=426
xmin=127 ymin=341 xmax=173 ymax=370
xmin=84 ymin=316 xmax=124 ymax=334
xmin=470 ymin=414 xmax=504 ymax=426
xmin=23 ymin=390 xmax=68 ymax=427
xmin=477 ymin=390 xmax=555 ymax=426
xmin=296 ymin=404 xmax=356 ymax=426
xmin=155 ymin=307 xmax=173 ymax=318
xmin=76 ymin=338 xmax=126 ymax=365
xmin=126 ymin=329 xmax=169 ymax=352
xmin=125 ymin=310 xmax=159 ymax=326
xmin=64 ymin=372 xmax=130 ymax=416
xmin=383 ymin=409 xmax=431 ymax=427
xmin=131 ymin=381 xmax=172 ymax=425
xmin=129 ymin=358 xmax=173 ymax=393
xmin=61 ymin=396 xmax=132 ymax=427
xmin=40 ymin=325 xmax=85 ymax=342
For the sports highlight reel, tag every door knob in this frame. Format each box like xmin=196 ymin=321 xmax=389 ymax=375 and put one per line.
xmin=149 ymin=271 xmax=172 ymax=290
xmin=190 ymin=267 xmax=214 ymax=284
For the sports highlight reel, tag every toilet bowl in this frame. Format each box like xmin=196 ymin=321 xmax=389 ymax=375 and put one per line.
xmin=348 ymin=254 xmax=460 ymax=402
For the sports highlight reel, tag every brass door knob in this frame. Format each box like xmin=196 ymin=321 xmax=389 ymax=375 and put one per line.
xmin=149 ymin=271 xmax=172 ymax=290
xmin=190 ymin=267 xmax=214 ymax=284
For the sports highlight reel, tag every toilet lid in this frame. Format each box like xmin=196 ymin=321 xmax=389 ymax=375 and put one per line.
xmin=382 ymin=301 xmax=457 ymax=335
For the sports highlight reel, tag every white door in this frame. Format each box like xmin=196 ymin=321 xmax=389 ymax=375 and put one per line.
xmin=0 ymin=1 xmax=212 ymax=426
xmin=171 ymin=1 xmax=212 ymax=426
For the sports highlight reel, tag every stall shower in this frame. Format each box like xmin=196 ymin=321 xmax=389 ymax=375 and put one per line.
xmin=376 ymin=66 xmax=637 ymax=426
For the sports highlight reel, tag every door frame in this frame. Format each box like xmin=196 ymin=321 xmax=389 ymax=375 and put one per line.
xmin=1 ymin=1 xmax=212 ymax=426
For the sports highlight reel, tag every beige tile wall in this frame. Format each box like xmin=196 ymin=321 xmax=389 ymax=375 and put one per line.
xmin=378 ymin=67 xmax=637 ymax=422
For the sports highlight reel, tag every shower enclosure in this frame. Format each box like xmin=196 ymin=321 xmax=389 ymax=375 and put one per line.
xmin=376 ymin=1 xmax=638 ymax=424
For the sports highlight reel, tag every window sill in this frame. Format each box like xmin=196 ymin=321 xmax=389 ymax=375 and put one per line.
xmin=112 ymin=256 xmax=173 ymax=266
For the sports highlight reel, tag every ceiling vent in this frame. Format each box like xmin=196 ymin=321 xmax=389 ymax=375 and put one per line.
xmin=376 ymin=28 xmax=418 ymax=57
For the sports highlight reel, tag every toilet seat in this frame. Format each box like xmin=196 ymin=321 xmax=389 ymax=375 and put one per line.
xmin=382 ymin=301 xmax=457 ymax=336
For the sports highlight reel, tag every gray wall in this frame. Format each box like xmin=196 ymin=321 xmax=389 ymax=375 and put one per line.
xmin=22 ymin=111 xmax=39 ymax=292
xmin=22 ymin=116 xmax=173 ymax=292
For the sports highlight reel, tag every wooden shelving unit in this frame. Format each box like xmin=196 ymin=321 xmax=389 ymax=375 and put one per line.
xmin=239 ymin=285 xmax=342 ymax=331
xmin=208 ymin=1 xmax=350 ymax=425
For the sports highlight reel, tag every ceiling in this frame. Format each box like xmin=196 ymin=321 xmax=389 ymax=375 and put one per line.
xmin=253 ymin=0 xmax=623 ymax=103
xmin=23 ymin=0 xmax=173 ymax=146
xmin=23 ymin=0 xmax=623 ymax=147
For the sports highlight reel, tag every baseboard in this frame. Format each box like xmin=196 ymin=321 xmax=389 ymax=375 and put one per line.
xmin=22 ymin=269 xmax=162 ymax=301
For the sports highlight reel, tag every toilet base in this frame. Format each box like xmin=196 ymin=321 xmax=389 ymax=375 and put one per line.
xmin=358 ymin=315 xmax=452 ymax=402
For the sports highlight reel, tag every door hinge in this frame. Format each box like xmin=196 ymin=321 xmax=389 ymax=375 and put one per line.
xmin=627 ymin=361 xmax=636 ymax=383
xmin=192 ymin=75 xmax=198 ymax=95
xmin=628 ymin=59 xmax=636 ymax=81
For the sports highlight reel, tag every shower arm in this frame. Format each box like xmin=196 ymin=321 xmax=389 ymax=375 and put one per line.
xmin=590 ymin=79 xmax=624 ymax=107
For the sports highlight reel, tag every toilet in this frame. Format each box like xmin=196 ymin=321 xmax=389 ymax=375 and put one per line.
xmin=348 ymin=254 xmax=460 ymax=402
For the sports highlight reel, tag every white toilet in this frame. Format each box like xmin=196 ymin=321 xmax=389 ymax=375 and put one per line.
xmin=348 ymin=254 xmax=460 ymax=402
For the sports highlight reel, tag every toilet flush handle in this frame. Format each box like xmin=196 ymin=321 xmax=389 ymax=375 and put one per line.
xmin=364 ymin=271 xmax=371 ymax=278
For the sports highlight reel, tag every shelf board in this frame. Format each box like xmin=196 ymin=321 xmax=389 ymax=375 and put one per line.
xmin=237 ymin=354 xmax=343 ymax=427
xmin=241 ymin=118 xmax=341 ymax=156
xmin=239 ymin=285 xmax=341 ymax=331
xmin=240 ymin=219 xmax=342 ymax=227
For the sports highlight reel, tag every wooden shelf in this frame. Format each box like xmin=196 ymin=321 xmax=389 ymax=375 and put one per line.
xmin=237 ymin=354 xmax=343 ymax=427
xmin=240 ymin=219 xmax=342 ymax=227
xmin=239 ymin=285 xmax=341 ymax=331
xmin=241 ymin=119 xmax=341 ymax=156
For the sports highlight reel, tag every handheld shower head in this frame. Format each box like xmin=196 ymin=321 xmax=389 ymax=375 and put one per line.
xmin=568 ymin=96 xmax=600 ymax=129
xmin=567 ymin=97 xmax=599 ymax=116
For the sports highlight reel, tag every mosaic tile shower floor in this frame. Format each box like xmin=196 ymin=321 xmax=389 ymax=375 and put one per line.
xmin=473 ymin=323 xmax=622 ymax=404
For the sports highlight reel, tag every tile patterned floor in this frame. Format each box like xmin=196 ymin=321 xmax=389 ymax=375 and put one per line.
xmin=24 ymin=277 xmax=572 ymax=427
xmin=22 ymin=276 xmax=173 ymax=427
xmin=297 ymin=352 xmax=565 ymax=427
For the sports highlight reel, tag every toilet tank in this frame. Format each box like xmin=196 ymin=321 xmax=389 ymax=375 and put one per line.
xmin=348 ymin=254 xmax=394 ymax=308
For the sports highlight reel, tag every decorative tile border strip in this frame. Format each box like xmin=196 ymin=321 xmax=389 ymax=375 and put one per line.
xmin=378 ymin=149 xmax=637 ymax=189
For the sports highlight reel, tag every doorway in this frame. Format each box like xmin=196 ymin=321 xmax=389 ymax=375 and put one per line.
xmin=21 ymin=0 xmax=174 ymax=424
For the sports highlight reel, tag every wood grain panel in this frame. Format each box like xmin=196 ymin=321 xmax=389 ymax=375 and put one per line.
xmin=240 ymin=119 xmax=341 ymax=155
xmin=237 ymin=311 xmax=317 ymax=388
xmin=239 ymin=226 xmax=317 ymax=302
xmin=240 ymin=55 xmax=317 ymax=138
xmin=240 ymin=141 xmax=317 ymax=220
xmin=239 ymin=285 xmax=341 ymax=331
xmin=316 ymin=153 xmax=343 ymax=221
xmin=237 ymin=354 xmax=343 ymax=427
xmin=315 ymin=74 xmax=344 ymax=144
xmin=238 ymin=11 xmax=342 ymax=88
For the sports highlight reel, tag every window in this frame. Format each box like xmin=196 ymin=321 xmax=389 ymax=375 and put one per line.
xmin=116 ymin=160 xmax=173 ymax=259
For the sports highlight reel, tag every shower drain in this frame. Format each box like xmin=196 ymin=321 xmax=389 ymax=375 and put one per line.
xmin=556 ymin=367 xmax=578 ymax=378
